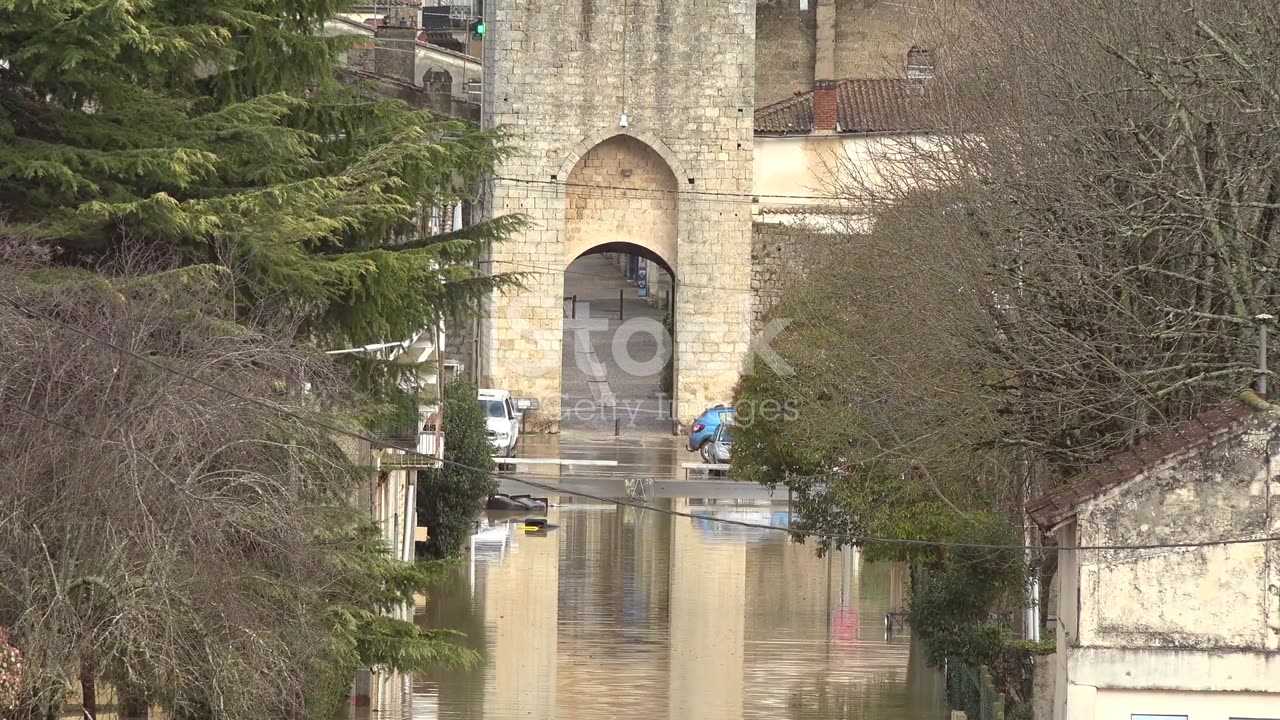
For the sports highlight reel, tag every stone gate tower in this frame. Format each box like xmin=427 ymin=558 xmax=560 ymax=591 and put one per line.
xmin=479 ymin=0 xmax=755 ymax=428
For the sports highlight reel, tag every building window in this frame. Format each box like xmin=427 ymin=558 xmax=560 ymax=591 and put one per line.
xmin=907 ymin=46 xmax=935 ymax=80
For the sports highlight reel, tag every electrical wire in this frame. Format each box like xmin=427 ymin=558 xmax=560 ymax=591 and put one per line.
xmin=494 ymin=257 xmax=751 ymax=294
xmin=494 ymin=175 xmax=856 ymax=205
xmin=4 ymin=292 xmax=1276 ymax=553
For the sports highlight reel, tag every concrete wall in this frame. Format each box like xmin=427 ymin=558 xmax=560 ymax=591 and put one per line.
xmin=753 ymin=132 xmax=935 ymax=232
xmin=1074 ymin=421 xmax=1278 ymax=653
xmin=1050 ymin=416 xmax=1280 ymax=719
xmin=480 ymin=0 xmax=755 ymax=428
xmin=1087 ymin=687 xmax=1280 ymax=720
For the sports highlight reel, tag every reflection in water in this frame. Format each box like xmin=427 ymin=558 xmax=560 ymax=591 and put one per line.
xmin=412 ymin=499 xmax=945 ymax=720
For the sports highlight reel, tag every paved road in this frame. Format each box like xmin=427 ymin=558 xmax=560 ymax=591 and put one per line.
xmin=560 ymin=253 xmax=673 ymax=435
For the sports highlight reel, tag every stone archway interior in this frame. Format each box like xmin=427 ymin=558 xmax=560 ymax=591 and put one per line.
xmin=565 ymin=135 xmax=678 ymax=268
xmin=560 ymin=135 xmax=680 ymax=434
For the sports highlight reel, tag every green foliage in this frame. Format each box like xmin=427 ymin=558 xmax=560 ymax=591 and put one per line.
xmin=0 ymin=0 xmax=522 ymax=349
xmin=2 ymin=2 xmax=514 ymax=714
xmin=308 ymin=509 xmax=478 ymax=718
xmin=344 ymin=356 xmax=424 ymax=434
xmin=733 ymin=360 xmax=962 ymax=561
xmin=1008 ymin=702 xmax=1035 ymax=720
xmin=732 ymin=211 xmax=1032 ymax=683
xmin=418 ymin=379 xmax=497 ymax=559
xmin=1003 ymin=702 xmax=1034 ymax=717
xmin=908 ymin=518 xmax=1029 ymax=669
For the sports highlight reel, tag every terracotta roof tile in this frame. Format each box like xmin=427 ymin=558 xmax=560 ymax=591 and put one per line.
xmin=754 ymin=78 xmax=944 ymax=136
xmin=1025 ymin=395 xmax=1269 ymax=529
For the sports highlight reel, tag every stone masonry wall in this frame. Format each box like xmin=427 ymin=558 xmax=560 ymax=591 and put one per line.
xmin=481 ymin=0 xmax=755 ymax=428
xmin=565 ymin=135 xmax=679 ymax=268
xmin=755 ymin=0 xmax=952 ymax=108
xmin=750 ymin=220 xmax=820 ymax=330
xmin=755 ymin=2 xmax=816 ymax=107
xmin=832 ymin=0 xmax=923 ymax=79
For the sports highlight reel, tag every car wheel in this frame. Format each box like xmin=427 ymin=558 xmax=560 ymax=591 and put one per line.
xmin=700 ymin=442 xmax=713 ymax=463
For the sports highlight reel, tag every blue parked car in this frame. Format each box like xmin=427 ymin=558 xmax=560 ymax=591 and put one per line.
xmin=688 ymin=405 xmax=734 ymax=462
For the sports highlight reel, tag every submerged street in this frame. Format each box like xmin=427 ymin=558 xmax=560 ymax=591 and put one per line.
xmin=400 ymin=251 xmax=945 ymax=719
xmin=399 ymin=424 xmax=946 ymax=720
xmin=412 ymin=497 xmax=944 ymax=720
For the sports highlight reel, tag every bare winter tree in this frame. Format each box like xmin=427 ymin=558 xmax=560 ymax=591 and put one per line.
xmin=0 ymin=254 xmax=442 ymax=720
xmin=817 ymin=0 xmax=1280 ymax=484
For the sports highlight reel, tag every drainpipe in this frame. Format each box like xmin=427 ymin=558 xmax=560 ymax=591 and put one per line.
xmin=1026 ymin=522 xmax=1041 ymax=643
xmin=1256 ymin=314 xmax=1273 ymax=397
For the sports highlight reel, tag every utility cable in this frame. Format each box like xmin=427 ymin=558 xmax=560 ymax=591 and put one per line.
xmin=493 ymin=258 xmax=752 ymax=294
xmin=4 ymin=293 xmax=1275 ymax=553
xmin=495 ymin=175 xmax=861 ymax=204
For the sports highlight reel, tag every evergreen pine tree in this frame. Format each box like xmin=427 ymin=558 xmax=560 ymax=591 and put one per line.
xmin=0 ymin=0 xmax=521 ymax=347
xmin=1 ymin=2 xmax=518 ymax=714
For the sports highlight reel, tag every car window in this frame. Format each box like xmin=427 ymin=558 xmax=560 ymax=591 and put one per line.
xmin=505 ymin=399 xmax=515 ymax=419
xmin=719 ymin=425 xmax=734 ymax=443
xmin=483 ymin=399 xmax=506 ymax=418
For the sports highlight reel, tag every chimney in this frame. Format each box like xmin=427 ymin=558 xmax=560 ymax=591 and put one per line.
xmin=813 ymin=80 xmax=838 ymax=132
xmin=374 ymin=0 xmax=420 ymax=84
xmin=815 ymin=0 xmax=836 ymax=81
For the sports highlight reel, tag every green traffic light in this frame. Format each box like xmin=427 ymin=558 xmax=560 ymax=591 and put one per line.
xmin=473 ymin=22 xmax=486 ymax=37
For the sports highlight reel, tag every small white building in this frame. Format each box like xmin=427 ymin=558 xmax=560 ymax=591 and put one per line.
xmin=1027 ymin=391 xmax=1280 ymax=720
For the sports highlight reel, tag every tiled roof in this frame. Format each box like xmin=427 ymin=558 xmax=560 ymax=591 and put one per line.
xmin=754 ymin=78 xmax=943 ymax=136
xmin=1025 ymin=392 xmax=1273 ymax=529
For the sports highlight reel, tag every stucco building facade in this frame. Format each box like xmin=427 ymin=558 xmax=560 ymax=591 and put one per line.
xmin=1028 ymin=393 xmax=1280 ymax=720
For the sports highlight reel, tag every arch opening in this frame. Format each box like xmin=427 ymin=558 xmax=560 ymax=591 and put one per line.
xmin=559 ymin=136 xmax=680 ymax=434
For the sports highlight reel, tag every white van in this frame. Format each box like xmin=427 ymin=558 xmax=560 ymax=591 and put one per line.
xmin=478 ymin=388 xmax=520 ymax=457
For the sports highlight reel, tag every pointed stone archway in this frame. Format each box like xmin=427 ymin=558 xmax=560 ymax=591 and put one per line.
xmin=560 ymin=134 xmax=680 ymax=432
xmin=479 ymin=0 xmax=754 ymax=430
xmin=564 ymin=134 xmax=679 ymax=269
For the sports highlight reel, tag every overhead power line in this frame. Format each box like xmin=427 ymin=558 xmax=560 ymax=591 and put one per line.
xmin=494 ymin=258 xmax=752 ymax=294
xmin=494 ymin=175 xmax=861 ymax=205
xmin=4 ymin=292 xmax=1275 ymax=553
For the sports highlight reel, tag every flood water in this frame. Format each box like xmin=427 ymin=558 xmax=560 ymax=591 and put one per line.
xmin=410 ymin=498 xmax=945 ymax=720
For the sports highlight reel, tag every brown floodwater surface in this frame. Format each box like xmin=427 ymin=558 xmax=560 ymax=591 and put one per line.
xmin=410 ymin=498 xmax=945 ymax=720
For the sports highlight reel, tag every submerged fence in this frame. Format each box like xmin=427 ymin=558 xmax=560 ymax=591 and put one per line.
xmin=946 ymin=663 xmax=1005 ymax=720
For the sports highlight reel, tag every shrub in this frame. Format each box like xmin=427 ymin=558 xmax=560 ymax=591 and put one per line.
xmin=417 ymin=379 xmax=497 ymax=558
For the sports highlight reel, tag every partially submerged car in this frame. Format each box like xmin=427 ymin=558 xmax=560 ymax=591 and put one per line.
xmin=479 ymin=388 xmax=520 ymax=457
